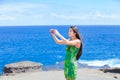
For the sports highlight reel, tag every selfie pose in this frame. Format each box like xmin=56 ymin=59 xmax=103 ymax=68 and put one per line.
xmin=50 ymin=26 xmax=83 ymax=80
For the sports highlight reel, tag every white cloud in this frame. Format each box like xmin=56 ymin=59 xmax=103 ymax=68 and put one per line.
xmin=0 ymin=14 xmax=15 ymax=20
xmin=0 ymin=2 xmax=50 ymax=20
xmin=51 ymin=12 xmax=120 ymax=20
xmin=93 ymin=11 xmax=120 ymax=19
xmin=0 ymin=3 xmax=49 ymax=11
xmin=51 ymin=13 xmax=87 ymax=20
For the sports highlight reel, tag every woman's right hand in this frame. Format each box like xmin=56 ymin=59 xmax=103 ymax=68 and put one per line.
xmin=50 ymin=29 xmax=55 ymax=34
xmin=50 ymin=29 xmax=59 ymax=35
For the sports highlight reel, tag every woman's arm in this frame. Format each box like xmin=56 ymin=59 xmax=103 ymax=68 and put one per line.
xmin=51 ymin=33 xmax=65 ymax=44
xmin=54 ymin=30 xmax=81 ymax=47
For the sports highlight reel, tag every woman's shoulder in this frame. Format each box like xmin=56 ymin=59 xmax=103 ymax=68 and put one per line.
xmin=76 ymin=39 xmax=81 ymax=43
xmin=73 ymin=39 xmax=81 ymax=43
xmin=68 ymin=38 xmax=81 ymax=44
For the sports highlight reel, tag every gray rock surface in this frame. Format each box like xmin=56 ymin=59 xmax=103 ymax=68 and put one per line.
xmin=3 ymin=61 xmax=43 ymax=76
xmin=99 ymin=68 xmax=120 ymax=73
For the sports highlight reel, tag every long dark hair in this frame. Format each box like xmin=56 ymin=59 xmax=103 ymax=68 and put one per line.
xmin=70 ymin=26 xmax=83 ymax=60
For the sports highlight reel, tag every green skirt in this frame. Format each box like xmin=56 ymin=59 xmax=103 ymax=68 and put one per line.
xmin=64 ymin=61 xmax=78 ymax=80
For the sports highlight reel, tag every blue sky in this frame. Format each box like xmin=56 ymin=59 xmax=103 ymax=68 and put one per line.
xmin=0 ymin=0 xmax=120 ymax=26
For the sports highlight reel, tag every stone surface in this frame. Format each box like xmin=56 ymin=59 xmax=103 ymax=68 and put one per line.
xmin=3 ymin=61 xmax=43 ymax=76
xmin=99 ymin=68 xmax=120 ymax=73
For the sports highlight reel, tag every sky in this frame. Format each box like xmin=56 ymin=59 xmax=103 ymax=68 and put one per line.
xmin=0 ymin=0 xmax=120 ymax=26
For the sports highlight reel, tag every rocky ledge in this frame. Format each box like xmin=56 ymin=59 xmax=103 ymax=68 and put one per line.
xmin=99 ymin=68 xmax=120 ymax=73
xmin=2 ymin=61 xmax=43 ymax=76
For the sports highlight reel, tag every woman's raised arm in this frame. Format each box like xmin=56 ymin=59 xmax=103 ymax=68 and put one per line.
xmin=50 ymin=29 xmax=81 ymax=47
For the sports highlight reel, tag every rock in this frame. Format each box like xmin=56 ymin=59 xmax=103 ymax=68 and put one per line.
xmin=2 ymin=61 xmax=43 ymax=76
xmin=99 ymin=68 xmax=120 ymax=73
xmin=100 ymin=64 xmax=111 ymax=69
xmin=114 ymin=76 xmax=118 ymax=79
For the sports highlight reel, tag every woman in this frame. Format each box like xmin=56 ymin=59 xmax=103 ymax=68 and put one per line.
xmin=50 ymin=26 xmax=83 ymax=80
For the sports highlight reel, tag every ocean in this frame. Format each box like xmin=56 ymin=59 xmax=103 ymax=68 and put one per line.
xmin=0 ymin=25 xmax=120 ymax=74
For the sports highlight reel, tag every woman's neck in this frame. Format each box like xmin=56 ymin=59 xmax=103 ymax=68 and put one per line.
xmin=71 ymin=36 xmax=77 ymax=40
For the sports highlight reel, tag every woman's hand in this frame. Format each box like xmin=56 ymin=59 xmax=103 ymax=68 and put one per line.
xmin=50 ymin=29 xmax=55 ymax=34
xmin=50 ymin=29 xmax=67 ymax=44
xmin=50 ymin=29 xmax=60 ymax=35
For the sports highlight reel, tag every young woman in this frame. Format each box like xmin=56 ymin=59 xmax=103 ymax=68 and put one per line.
xmin=50 ymin=26 xmax=83 ymax=80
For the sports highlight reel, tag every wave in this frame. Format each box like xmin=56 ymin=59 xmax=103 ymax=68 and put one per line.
xmin=78 ymin=58 xmax=120 ymax=68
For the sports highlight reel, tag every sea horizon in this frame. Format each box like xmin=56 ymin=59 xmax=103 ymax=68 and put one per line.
xmin=0 ymin=25 xmax=120 ymax=27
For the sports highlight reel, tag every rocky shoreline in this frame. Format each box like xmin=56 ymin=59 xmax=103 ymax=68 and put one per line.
xmin=1 ymin=61 xmax=120 ymax=76
xmin=99 ymin=68 xmax=120 ymax=73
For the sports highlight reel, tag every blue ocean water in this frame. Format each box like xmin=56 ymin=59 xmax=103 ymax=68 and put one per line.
xmin=0 ymin=25 xmax=120 ymax=74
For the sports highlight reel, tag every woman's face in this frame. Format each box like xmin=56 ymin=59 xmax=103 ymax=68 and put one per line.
xmin=68 ymin=28 xmax=76 ymax=37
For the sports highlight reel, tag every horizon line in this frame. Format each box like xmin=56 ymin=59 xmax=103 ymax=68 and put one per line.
xmin=0 ymin=24 xmax=120 ymax=27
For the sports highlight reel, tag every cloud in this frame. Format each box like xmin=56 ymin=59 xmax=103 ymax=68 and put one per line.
xmin=0 ymin=14 xmax=15 ymax=20
xmin=92 ymin=11 xmax=120 ymax=19
xmin=51 ymin=13 xmax=87 ymax=20
xmin=51 ymin=12 xmax=120 ymax=20
xmin=0 ymin=2 xmax=50 ymax=20
xmin=0 ymin=2 xmax=50 ymax=13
